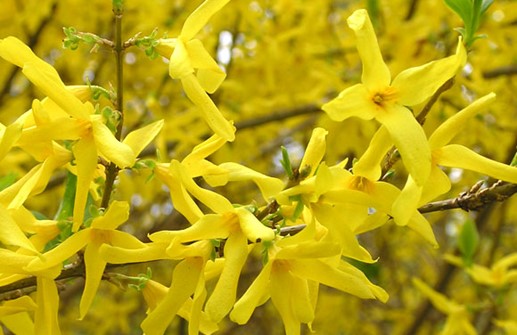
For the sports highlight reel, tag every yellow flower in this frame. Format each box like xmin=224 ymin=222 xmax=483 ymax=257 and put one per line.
xmin=322 ymin=9 xmax=466 ymax=189
xmin=140 ymin=241 xmax=212 ymax=335
xmin=445 ymin=253 xmax=517 ymax=288
xmin=0 ymin=37 xmax=164 ymax=231
xmin=141 ymin=279 xmax=219 ymax=335
xmin=425 ymin=93 xmax=517 ymax=203
xmin=230 ymin=224 xmax=388 ymax=335
xmin=0 ymin=296 xmax=37 ymax=335
xmin=25 ymin=201 xmax=149 ymax=320
xmin=413 ymin=277 xmax=476 ymax=335
xmin=155 ymin=0 xmax=235 ymax=141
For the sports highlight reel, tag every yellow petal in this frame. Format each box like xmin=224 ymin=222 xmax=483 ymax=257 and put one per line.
xmin=72 ymin=137 xmax=98 ymax=232
xmin=155 ymin=38 xmax=177 ymax=59
xmin=154 ymin=163 xmax=203 ymax=224
xmin=235 ymin=206 xmax=275 ymax=242
xmin=299 ymin=128 xmax=328 ymax=178
xmin=172 ymin=159 xmax=234 ymax=214
xmin=289 ymin=259 xmax=381 ymax=300
xmin=406 ymin=212 xmax=438 ymax=247
xmin=187 ymin=39 xmax=226 ymax=93
xmin=169 ymin=39 xmax=194 ymax=79
xmin=230 ymin=261 xmax=273 ymax=324
xmin=79 ymin=243 xmax=106 ymax=319
xmin=25 ymin=230 xmax=91 ymax=272
xmin=392 ymin=176 xmax=422 ymax=226
xmin=393 ymin=38 xmax=466 ymax=106
xmin=412 ymin=277 xmax=457 ymax=314
xmin=141 ymin=258 xmax=203 ymax=335
xmin=92 ymin=117 xmax=135 ymax=168
xmin=91 ymin=201 xmax=129 ymax=230
xmin=376 ymin=104 xmax=431 ymax=186
xmin=181 ymin=74 xmax=235 ymax=141
xmin=149 ymin=214 xmax=229 ymax=242
xmin=34 ymin=276 xmax=61 ymax=335
xmin=321 ymin=84 xmax=374 ymax=122
xmin=217 ymin=162 xmax=285 ymax=200
xmin=347 ymin=9 xmax=391 ymax=91
xmin=123 ymin=120 xmax=164 ymax=157
xmin=270 ymin=266 xmax=302 ymax=335
xmin=205 ymin=230 xmax=248 ymax=322
xmin=0 ymin=118 xmax=23 ymax=162
xmin=353 ymin=126 xmax=392 ymax=180
xmin=0 ymin=249 xmax=37 ymax=274
xmin=0 ymin=204 xmax=37 ymax=253
xmin=429 ymin=93 xmax=496 ymax=149
xmin=180 ymin=0 xmax=231 ymax=41
xmin=420 ymin=166 xmax=451 ymax=204
xmin=22 ymin=63 xmax=89 ymax=120
xmin=100 ymin=243 xmax=168 ymax=264
xmin=0 ymin=36 xmax=42 ymax=67
xmin=436 ymin=144 xmax=517 ymax=183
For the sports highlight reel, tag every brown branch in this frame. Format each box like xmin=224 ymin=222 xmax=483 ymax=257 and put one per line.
xmin=234 ymin=104 xmax=321 ymax=131
xmin=418 ymin=181 xmax=517 ymax=214
xmin=482 ymin=65 xmax=517 ymax=79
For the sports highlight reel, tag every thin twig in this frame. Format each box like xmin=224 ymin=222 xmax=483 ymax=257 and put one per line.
xmin=101 ymin=4 xmax=125 ymax=209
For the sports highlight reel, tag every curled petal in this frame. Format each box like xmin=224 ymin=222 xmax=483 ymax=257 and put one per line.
xmin=0 ymin=204 xmax=37 ymax=253
xmin=353 ymin=126 xmax=392 ymax=180
xmin=79 ymin=244 xmax=106 ymax=319
xmin=230 ymin=261 xmax=273 ymax=324
xmin=270 ymin=267 xmax=304 ymax=335
xmin=91 ymin=201 xmax=129 ymax=230
xmin=149 ymin=214 xmax=230 ymax=243
xmin=407 ymin=212 xmax=438 ymax=247
xmin=187 ymin=39 xmax=226 ymax=93
xmin=25 ymin=230 xmax=91 ymax=272
xmin=35 ymin=276 xmax=61 ymax=335
xmin=141 ymin=258 xmax=203 ymax=335
xmin=181 ymin=74 xmax=235 ymax=141
xmin=22 ymin=63 xmax=88 ymax=120
xmin=235 ymin=206 xmax=275 ymax=242
xmin=72 ymin=137 xmax=98 ymax=232
xmin=214 ymin=162 xmax=285 ymax=200
xmin=100 ymin=243 xmax=168 ymax=264
xmin=92 ymin=118 xmax=135 ymax=168
xmin=169 ymin=39 xmax=194 ymax=79
xmin=347 ymin=9 xmax=391 ymax=91
xmin=290 ymin=259 xmax=385 ymax=301
xmin=299 ymin=128 xmax=328 ymax=178
xmin=205 ymin=230 xmax=248 ymax=322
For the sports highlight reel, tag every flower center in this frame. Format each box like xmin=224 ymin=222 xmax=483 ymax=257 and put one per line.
xmin=372 ymin=87 xmax=398 ymax=107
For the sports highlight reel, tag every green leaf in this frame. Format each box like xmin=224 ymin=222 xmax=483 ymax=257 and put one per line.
xmin=280 ymin=146 xmax=294 ymax=179
xmin=458 ymin=219 xmax=479 ymax=266
xmin=54 ymin=171 xmax=77 ymax=221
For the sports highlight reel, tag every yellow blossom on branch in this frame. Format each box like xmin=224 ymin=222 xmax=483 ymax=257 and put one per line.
xmin=155 ymin=0 xmax=235 ymax=141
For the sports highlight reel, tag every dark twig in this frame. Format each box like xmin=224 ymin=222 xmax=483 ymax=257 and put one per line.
xmin=418 ymin=181 xmax=517 ymax=213
xmin=482 ymin=65 xmax=517 ymax=79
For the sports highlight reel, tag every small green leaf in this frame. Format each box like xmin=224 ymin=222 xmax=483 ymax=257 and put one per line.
xmin=458 ymin=219 xmax=479 ymax=266
xmin=54 ymin=171 xmax=77 ymax=221
xmin=280 ymin=146 xmax=294 ymax=179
